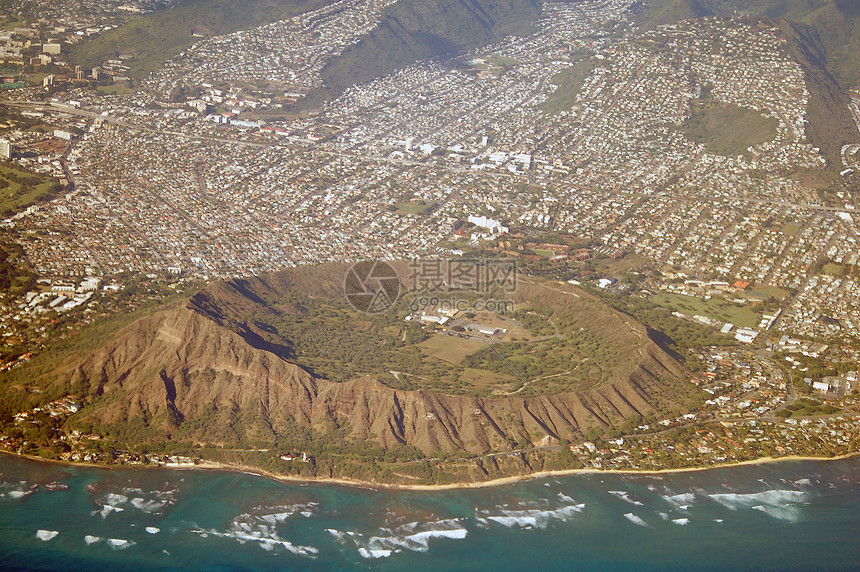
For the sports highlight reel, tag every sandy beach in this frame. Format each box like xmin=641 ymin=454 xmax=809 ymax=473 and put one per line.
xmin=2 ymin=449 xmax=856 ymax=491
xmin=183 ymin=453 xmax=860 ymax=491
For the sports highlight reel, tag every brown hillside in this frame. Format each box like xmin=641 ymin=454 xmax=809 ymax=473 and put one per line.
xmin=26 ymin=264 xmax=699 ymax=457
xmin=51 ymin=304 xmax=687 ymax=455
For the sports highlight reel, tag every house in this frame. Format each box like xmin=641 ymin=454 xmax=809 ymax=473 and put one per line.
xmin=597 ymin=277 xmax=617 ymax=289
xmin=734 ymin=328 xmax=759 ymax=343
xmin=467 ymin=324 xmax=504 ymax=336
xmin=812 ymin=380 xmax=830 ymax=393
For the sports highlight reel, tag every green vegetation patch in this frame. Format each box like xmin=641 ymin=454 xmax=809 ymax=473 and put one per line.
xmin=540 ymin=54 xmax=597 ymax=115
xmin=780 ymin=222 xmax=802 ymax=236
xmin=69 ymin=0 xmax=334 ymax=80
xmin=420 ymin=335 xmax=485 ymax=364
xmin=0 ymin=16 xmax=26 ymax=32
xmin=462 ymin=334 xmax=614 ymax=394
xmin=97 ymin=84 xmax=134 ymax=96
xmin=747 ymin=285 xmax=790 ymax=300
xmin=0 ymin=165 xmax=61 ymax=216
xmin=596 ymin=290 xmax=736 ymax=363
xmin=822 ymin=262 xmax=846 ymax=276
xmin=779 ymin=397 xmax=840 ymax=418
xmin=396 ymin=201 xmax=434 ymax=215
xmin=460 ymin=366 xmax=514 ymax=389
xmin=509 ymin=309 xmax=555 ymax=337
xmin=681 ymin=100 xmax=779 ymax=157
xmin=0 ymin=237 xmax=34 ymax=299
xmin=651 ymin=292 xmax=760 ymax=328
xmin=639 ymin=0 xmax=712 ymax=32
xmin=486 ymin=56 xmax=520 ymax=68
xmin=315 ymin=0 xmax=543 ymax=102
xmin=247 ymin=292 xmax=523 ymax=396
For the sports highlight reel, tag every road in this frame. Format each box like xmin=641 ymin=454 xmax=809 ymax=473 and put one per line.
xmin=1 ymin=100 xmax=273 ymax=147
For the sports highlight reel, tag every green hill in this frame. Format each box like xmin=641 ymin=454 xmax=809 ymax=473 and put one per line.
xmin=712 ymin=1 xmax=860 ymax=89
xmin=640 ymin=0 xmax=713 ymax=31
xmin=641 ymin=1 xmax=860 ymax=88
xmin=794 ymin=1 xmax=860 ymax=89
xmin=316 ymin=0 xmax=542 ymax=100
xmin=775 ymin=16 xmax=859 ymax=170
xmin=68 ymin=0 xmax=335 ymax=80
xmin=540 ymin=51 xmax=598 ymax=115
xmin=681 ymin=99 xmax=779 ymax=156
xmin=72 ymin=0 xmax=547 ymax=104
xmin=637 ymin=0 xmax=860 ymax=169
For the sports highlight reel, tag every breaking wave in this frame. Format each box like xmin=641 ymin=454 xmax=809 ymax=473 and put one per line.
xmin=624 ymin=513 xmax=648 ymax=527
xmin=475 ymin=495 xmax=585 ymax=530
xmin=36 ymin=530 xmax=58 ymax=541
xmin=708 ymin=489 xmax=807 ymax=509
xmin=107 ymin=538 xmax=135 ymax=550
xmin=708 ymin=489 xmax=807 ymax=523
xmin=190 ymin=502 xmax=319 ymax=558
xmin=662 ymin=492 xmax=696 ymax=510
xmin=609 ymin=490 xmax=644 ymax=506
xmin=328 ymin=518 xmax=468 ymax=559
xmin=90 ymin=485 xmax=178 ymax=519
xmin=1 ymin=481 xmax=38 ymax=499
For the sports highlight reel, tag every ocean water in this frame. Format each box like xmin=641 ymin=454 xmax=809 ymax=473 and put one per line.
xmin=0 ymin=454 xmax=858 ymax=571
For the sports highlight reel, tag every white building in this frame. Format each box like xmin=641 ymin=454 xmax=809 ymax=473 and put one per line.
xmin=734 ymin=328 xmax=759 ymax=343
xmin=468 ymin=215 xmax=508 ymax=234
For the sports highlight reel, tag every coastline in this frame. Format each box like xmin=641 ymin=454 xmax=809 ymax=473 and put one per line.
xmin=3 ymin=449 xmax=856 ymax=491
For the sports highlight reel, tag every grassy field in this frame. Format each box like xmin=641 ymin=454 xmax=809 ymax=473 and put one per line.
xmin=486 ymin=56 xmax=520 ymax=68
xmin=0 ymin=165 xmax=59 ymax=215
xmin=24 ymin=73 xmax=51 ymax=87
xmin=747 ymin=285 xmax=790 ymax=300
xmin=420 ymin=335 xmax=484 ymax=364
xmin=396 ymin=201 xmax=434 ymax=215
xmin=823 ymin=262 xmax=846 ymax=276
xmin=651 ymin=292 xmax=760 ymax=328
xmin=540 ymin=54 xmax=597 ymax=115
xmin=681 ymin=101 xmax=779 ymax=156
xmin=461 ymin=366 xmax=514 ymax=390
xmin=0 ymin=17 xmax=25 ymax=31
xmin=97 ymin=84 xmax=135 ymax=96
xmin=780 ymin=222 xmax=803 ymax=236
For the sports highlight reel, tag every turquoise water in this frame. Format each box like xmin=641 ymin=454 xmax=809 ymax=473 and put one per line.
xmin=0 ymin=454 xmax=858 ymax=571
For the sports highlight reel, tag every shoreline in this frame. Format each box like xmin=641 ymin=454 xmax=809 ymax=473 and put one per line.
xmin=3 ymin=449 xmax=857 ymax=491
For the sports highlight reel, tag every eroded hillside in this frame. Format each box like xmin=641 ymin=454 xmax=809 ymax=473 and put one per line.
xmin=1 ymin=264 xmax=702 ymax=469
